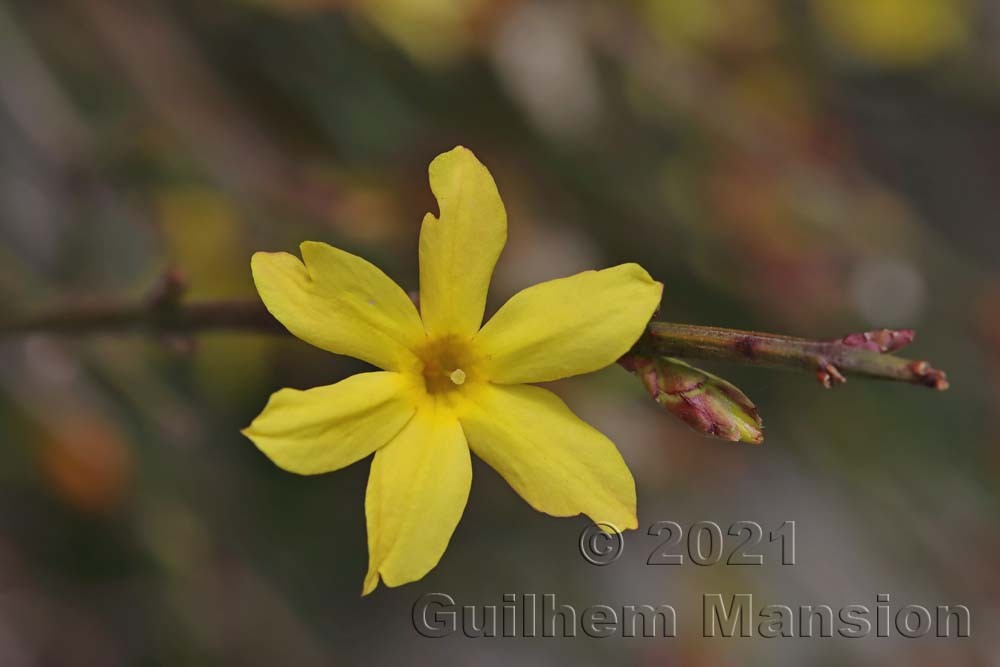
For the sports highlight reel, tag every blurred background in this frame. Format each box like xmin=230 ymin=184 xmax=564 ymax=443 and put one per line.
xmin=1 ymin=0 xmax=998 ymax=664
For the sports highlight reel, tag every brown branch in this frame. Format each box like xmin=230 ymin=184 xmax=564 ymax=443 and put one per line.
xmin=0 ymin=299 xmax=283 ymax=337
xmin=0 ymin=296 xmax=948 ymax=390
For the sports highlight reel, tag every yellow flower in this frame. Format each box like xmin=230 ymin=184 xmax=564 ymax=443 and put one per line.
xmin=243 ymin=147 xmax=662 ymax=594
xmin=813 ymin=0 xmax=968 ymax=68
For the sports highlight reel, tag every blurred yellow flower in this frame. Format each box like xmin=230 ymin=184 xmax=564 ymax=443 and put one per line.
xmin=641 ymin=0 xmax=780 ymax=54
xmin=158 ymin=187 xmax=273 ymax=402
xmin=243 ymin=147 xmax=662 ymax=594
xmin=359 ymin=0 xmax=486 ymax=66
xmin=813 ymin=0 xmax=968 ymax=68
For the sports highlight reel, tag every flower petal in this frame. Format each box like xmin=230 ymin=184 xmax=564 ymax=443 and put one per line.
xmin=475 ymin=263 xmax=662 ymax=384
xmin=459 ymin=383 xmax=637 ymax=531
xmin=363 ymin=405 xmax=471 ymax=594
xmin=252 ymin=242 xmax=425 ymax=370
xmin=419 ymin=146 xmax=507 ymax=339
xmin=243 ymin=372 xmax=417 ymax=475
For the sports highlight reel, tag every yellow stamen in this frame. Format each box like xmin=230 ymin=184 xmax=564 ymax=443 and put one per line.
xmin=449 ymin=369 xmax=467 ymax=385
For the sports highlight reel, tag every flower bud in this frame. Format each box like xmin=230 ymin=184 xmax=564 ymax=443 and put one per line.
xmin=621 ymin=355 xmax=764 ymax=444
xmin=840 ymin=328 xmax=915 ymax=353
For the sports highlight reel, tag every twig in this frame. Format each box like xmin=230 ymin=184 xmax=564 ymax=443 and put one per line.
xmin=0 ymin=297 xmax=948 ymax=390
xmin=0 ymin=300 xmax=284 ymax=337
xmin=635 ymin=323 xmax=948 ymax=390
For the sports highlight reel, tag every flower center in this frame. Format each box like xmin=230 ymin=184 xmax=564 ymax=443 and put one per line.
xmin=415 ymin=336 xmax=478 ymax=395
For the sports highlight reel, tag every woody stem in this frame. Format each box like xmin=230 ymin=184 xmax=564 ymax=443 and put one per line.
xmin=633 ymin=323 xmax=948 ymax=390
xmin=0 ymin=298 xmax=947 ymax=390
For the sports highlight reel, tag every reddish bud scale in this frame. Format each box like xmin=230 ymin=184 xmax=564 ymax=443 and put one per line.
xmin=621 ymin=355 xmax=764 ymax=444
xmin=840 ymin=329 xmax=915 ymax=353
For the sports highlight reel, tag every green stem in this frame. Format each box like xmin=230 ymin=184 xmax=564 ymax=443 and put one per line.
xmin=637 ymin=323 xmax=948 ymax=390
xmin=0 ymin=300 xmax=948 ymax=390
